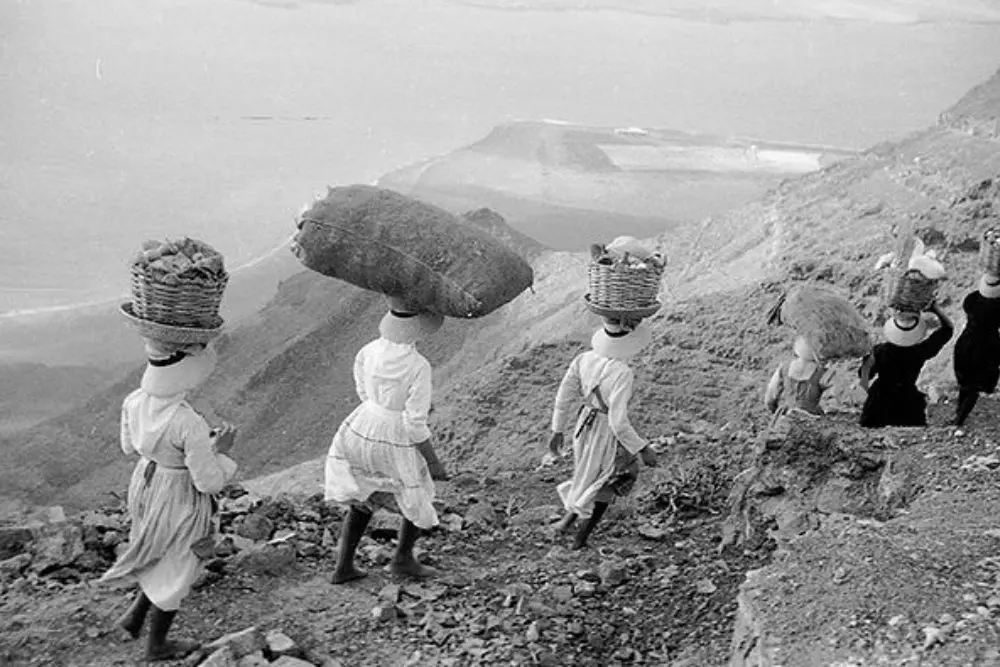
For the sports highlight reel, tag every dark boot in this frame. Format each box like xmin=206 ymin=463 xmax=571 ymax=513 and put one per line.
xmin=330 ymin=505 xmax=372 ymax=584
xmin=572 ymin=502 xmax=609 ymax=550
xmin=551 ymin=511 xmax=577 ymax=536
xmin=116 ymin=591 xmax=151 ymax=640
xmin=145 ymin=606 xmax=199 ymax=662
xmin=953 ymin=388 xmax=980 ymax=427
xmin=387 ymin=519 xmax=438 ymax=578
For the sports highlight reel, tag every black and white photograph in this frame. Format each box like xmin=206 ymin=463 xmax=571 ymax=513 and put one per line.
xmin=2 ymin=0 xmax=1000 ymax=665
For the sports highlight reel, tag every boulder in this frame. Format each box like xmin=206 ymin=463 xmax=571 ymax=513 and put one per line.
xmin=236 ymin=651 xmax=269 ymax=667
xmin=0 ymin=553 xmax=32 ymax=581
xmin=272 ymin=657 xmax=316 ymax=667
xmin=80 ymin=511 xmax=122 ymax=532
xmin=598 ymin=560 xmax=628 ymax=587
xmin=201 ymin=646 xmax=237 ymax=667
xmin=236 ymin=514 xmax=274 ymax=542
xmin=0 ymin=526 xmax=34 ymax=560
xmin=231 ymin=543 xmax=297 ymax=577
xmin=464 ymin=502 xmax=498 ymax=529
xmin=264 ymin=629 xmax=298 ymax=657
xmin=28 ymin=522 xmax=84 ymax=574
xmin=204 ymin=626 xmax=267 ymax=659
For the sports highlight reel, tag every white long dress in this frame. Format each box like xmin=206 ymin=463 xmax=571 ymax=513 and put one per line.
xmin=551 ymin=350 xmax=647 ymax=519
xmin=101 ymin=390 xmax=238 ymax=611
xmin=325 ymin=337 xmax=439 ymax=529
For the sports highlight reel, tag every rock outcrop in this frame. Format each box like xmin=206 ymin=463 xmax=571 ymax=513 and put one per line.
xmin=726 ymin=412 xmax=1000 ymax=666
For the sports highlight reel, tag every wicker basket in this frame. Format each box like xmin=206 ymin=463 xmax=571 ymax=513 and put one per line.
xmin=980 ymin=228 xmax=1000 ymax=275
xmin=887 ymin=269 xmax=937 ymax=312
xmin=587 ymin=260 xmax=664 ymax=311
xmin=119 ymin=302 xmax=224 ymax=345
xmin=129 ymin=262 xmax=228 ymax=328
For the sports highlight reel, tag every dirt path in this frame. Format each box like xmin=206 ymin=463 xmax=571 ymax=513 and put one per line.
xmin=1 ymin=455 xmax=770 ymax=667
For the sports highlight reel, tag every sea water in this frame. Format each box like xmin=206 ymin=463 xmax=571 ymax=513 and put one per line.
xmin=2 ymin=0 xmax=999 ymax=315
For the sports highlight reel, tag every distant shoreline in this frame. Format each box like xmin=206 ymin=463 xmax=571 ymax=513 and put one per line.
xmin=443 ymin=0 xmax=1000 ymax=26
xmin=0 ymin=237 xmax=294 ymax=322
xmin=1 ymin=120 xmax=856 ymax=322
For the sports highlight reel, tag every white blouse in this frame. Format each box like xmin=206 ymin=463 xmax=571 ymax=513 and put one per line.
xmin=551 ymin=350 xmax=647 ymax=455
xmin=354 ymin=338 xmax=433 ymax=444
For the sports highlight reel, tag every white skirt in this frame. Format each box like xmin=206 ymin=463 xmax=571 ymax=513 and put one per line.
xmin=558 ymin=410 xmax=618 ymax=519
xmin=325 ymin=401 xmax=438 ymax=529
xmin=100 ymin=459 xmax=215 ymax=611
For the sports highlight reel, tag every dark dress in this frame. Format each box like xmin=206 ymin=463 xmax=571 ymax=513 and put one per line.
xmin=859 ymin=321 xmax=953 ymax=427
xmin=954 ymin=292 xmax=1000 ymax=393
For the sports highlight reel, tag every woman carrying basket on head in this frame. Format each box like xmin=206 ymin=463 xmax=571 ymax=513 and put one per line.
xmin=548 ymin=316 xmax=659 ymax=551
xmin=765 ymin=336 xmax=833 ymax=418
xmin=952 ymin=273 xmax=1000 ymax=427
xmin=102 ymin=240 xmax=236 ymax=662
xmin=764 ymin=285 xmax=869 ymax=420
xmin=859 ymin=303 xmax=953 ymax=428
xmin=325 ymin=296 xmax=449 ymax=584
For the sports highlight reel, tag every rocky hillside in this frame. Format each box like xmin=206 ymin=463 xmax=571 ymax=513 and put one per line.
xmin=939 ymin=67 xmax=1000 ymax=140
xmin=2 ymin=64 xmax=1000 ymax=667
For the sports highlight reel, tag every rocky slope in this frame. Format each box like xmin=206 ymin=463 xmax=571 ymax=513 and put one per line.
xmin=227 ymin=66 xmax=1000 ymax=666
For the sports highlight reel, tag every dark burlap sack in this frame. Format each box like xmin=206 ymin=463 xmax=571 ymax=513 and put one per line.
xmin=291 ymin=186 xmax=535 ymax=318
xmin=777 ymin=284 xmax=872 ymax=360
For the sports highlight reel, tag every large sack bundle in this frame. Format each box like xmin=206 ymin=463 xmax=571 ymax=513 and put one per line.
xmin=769 ymin=285 xmax=872 ymax=360
xmin=291 ymin=186 xmax=535 ymax=318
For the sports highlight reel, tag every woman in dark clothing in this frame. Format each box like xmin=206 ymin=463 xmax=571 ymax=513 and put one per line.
xmin=952 ymin=274 xmax=1000 ymax=426
xmin=859 ymin=302 xmax=953 ymax=428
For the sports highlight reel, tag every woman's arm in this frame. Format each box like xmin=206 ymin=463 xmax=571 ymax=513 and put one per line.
xmin=606 ymin=367 xmax=647 ymax=456
xmin=818 ymin=365 xmax=836 ymax=391
xmin=764 ymin=365 xmax=784 ymax=413
xmin=402 ymin=360 xmax=433 ymax=444
xmin=353 ymin=348 xmax=369 ymax=403
xmin=858 ymin=354 xmax=876 ymax=391
xmin=182 ymin=411 xmax=238 ymax=495
xmin=922 ymin=302 xmax=955 ymax=358
xmin=551 ymin=356 xmax=582 ymax=434
xmin=119 ymin=390 xmax=143 ymax=455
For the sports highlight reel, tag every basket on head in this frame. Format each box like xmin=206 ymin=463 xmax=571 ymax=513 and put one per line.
xmin=583 ymin=294 xmax=661 ymax=322
xmin=887 ymin=269 xmax=937 ymax=312
xmin=129 ymin=238 xmax=228 ymax=329
xmin=119 ymin=302 xmax=223 ymax=346
xmin=980 ymin=228 xmax=1000 ymax=276
xmin=587 ymin=250 xmax=665 ymax=312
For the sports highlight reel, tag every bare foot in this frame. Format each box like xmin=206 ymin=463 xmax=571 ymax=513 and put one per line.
xmin=386 ymin=559 xmax=439 ymax=578
xmin=146 ymin=638 xmax=200 ymax=662
xmin=330 ymin=565 xmax=368 ymax=584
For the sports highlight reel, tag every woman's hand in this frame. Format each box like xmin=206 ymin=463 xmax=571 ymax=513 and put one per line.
xmin=416 ymin=439 xmax=449 ymax=481
xmin=214 ymin=423 xmax=237 ymax=455
xmin=548 ymin=432 xmax=565 ymax=457
xmin=929 ymin=300 xmax=953 ymax=329
xmin=427 ymin=459 xmax=449 ymax=481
